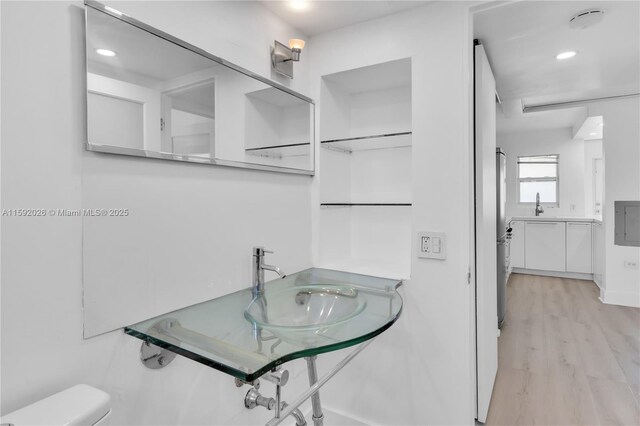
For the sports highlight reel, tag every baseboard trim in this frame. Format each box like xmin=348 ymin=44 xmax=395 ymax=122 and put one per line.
xmin=601 ymin=290 xmax=640 ymax=308
xmin=512 ymin=268 xmax=594 ymax=281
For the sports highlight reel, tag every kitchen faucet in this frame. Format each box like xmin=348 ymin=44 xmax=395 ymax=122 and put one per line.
xmin=252 ymin=247 xmax=286 ymax=297
xmin=535 ymin=192 xmax=544 ymax=216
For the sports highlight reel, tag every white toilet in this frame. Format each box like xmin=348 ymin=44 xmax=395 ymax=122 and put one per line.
xmin=1 ymin=384 xmax=111 ymax=426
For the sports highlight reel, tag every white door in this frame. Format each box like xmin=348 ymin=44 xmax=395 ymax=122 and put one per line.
xmin=474 ymin=43 xmax=498 ymax=423
xmin=87 ymin=73 xmax=161 ymax=151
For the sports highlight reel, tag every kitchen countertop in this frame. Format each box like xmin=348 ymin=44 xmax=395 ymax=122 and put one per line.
xmin=510 ymin=216 xmax=601 ymax=224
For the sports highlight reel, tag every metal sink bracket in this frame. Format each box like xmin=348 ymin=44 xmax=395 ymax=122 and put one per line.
xmin=139 ymin=318 xmax=181 ymax=369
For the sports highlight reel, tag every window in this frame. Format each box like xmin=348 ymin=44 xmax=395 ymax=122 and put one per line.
xmin=518 ymin=155 xmax=559 ymax=205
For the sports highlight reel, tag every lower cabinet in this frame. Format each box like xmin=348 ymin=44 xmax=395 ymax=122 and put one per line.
xmin=525 ymin=221 xmax=566 ymax=272
xmin=566 ymin=222 xmax=592 ymax=273
xmin=510 ymin=221 xmax=525 ymax=268
xmin=512 ymin=219 xmax=595 ymax=275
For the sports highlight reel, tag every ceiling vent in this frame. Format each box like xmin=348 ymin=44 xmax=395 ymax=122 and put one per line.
xmin=570 ymin=8 xmax=605 ymax=29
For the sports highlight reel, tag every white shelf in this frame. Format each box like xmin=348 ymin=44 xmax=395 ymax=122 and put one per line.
xmin=320 ymin=132 xmax=411 ymax=153
xmin=321 ymin=203 xmax=411 ymax=208
xmin=245 ymin=142 xmax=310 ymax=158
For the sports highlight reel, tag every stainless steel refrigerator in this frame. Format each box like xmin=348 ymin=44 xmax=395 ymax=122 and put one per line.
xmin=496 ymin=148 xmax=509 ymax=329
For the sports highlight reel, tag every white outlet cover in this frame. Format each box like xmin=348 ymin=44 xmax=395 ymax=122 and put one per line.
xmin=417 ymin=232 xmax=446 ymax=260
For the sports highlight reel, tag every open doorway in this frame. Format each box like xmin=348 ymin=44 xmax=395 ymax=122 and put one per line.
xmin=472 ymin=1 xmax=639 ymax=424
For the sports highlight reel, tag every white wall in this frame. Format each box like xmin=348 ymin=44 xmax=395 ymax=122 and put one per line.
xmin=350 ymin=86 xmax=412 ymax=137
xmin=309 ymin=3 xmax=476 ymax=425
xmin=1 ymin=1 xmax=315 ymax=423
xmin=497 ymin=127 xmax=587 ymax=218
xmin=597 ymin=98 xmax=640 ymax=307
xmin=2 ymin=2 xmax=478 ymax=425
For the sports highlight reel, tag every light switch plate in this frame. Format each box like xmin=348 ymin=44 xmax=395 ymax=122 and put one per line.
xmin=417 ymin=232 xmax=446 ymax=260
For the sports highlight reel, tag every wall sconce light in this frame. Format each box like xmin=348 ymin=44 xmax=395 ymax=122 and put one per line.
xmin=272 ymin=38 xmax=305 ymax=79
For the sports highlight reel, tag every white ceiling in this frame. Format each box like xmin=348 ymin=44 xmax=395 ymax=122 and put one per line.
xmin=87 ymin=7 xmax=222 ymax=85
xmin=496 ymin=104 xmax=586 ymax=134
xmin=261 ymin=1 xmax=429 ymax=36
xmin=475 ymin=1 xmax=640 ymax=134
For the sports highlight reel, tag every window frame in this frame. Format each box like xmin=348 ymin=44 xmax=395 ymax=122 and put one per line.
xmin=517 ymin=154 xmax=560 ymax=207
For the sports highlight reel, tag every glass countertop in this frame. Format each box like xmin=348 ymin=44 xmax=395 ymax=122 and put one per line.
xmin=125 ymin=268 xmax=403 ymax=381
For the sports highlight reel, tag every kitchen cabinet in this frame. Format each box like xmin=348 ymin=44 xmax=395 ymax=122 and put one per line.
xmin=525 ymin=221 xmax=566 ymax=272
xmin=566 ymin=222 xmax=592 ymax=273
xmin=510 ymin=220 xmax=525 ymax=268
xmin=511 ymin=217 xmax=596 ymax=277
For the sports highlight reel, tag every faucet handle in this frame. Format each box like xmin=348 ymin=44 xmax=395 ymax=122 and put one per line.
xmin=253 ymin=247 xmax=274 ymax=256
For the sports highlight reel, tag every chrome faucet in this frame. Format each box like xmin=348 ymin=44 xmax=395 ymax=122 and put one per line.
xmin=252 ymin=247 xmax=286 ymax=297
xmin=535 ymin=192 xmax=544 ymax=216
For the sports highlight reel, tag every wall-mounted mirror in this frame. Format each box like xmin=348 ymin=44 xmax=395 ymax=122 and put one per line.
xmin=85 ymin=1 xmax=314 ymax=175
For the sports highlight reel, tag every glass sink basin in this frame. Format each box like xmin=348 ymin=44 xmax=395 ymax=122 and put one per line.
xmin=125 ymin=268 xmax=403 ymax=382
xmin=245 ymin=285 xmax=367 ymax=332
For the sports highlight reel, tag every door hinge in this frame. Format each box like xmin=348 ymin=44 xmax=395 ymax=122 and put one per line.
xmin=467 ymin=269 xmax=472 ymax=285
xmin=160 ymin=118 xmax=165 ymax=131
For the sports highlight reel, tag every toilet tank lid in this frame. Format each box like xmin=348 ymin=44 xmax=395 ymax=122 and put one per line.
xmin=1 ymin=384 xmax=111 ymax=426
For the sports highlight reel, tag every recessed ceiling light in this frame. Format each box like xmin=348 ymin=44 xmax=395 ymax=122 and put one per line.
xmin=289 ymin=0 xmax=310 ymax=11
xmin=556 ymin=51 xmax=577 ymax=60
xmin=589 ymin=132 xmax=597 ymax=136
xmin=599 ymin=122 xmax=604 ymax=127
xmin=96 ymin=48 xmax=116 ymax=57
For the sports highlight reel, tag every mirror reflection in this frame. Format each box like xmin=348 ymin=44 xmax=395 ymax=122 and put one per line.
xmin=86 ymin=4 xmax=314 ymax=174
xmin=243 ymin=88 xmax=313 ymax=170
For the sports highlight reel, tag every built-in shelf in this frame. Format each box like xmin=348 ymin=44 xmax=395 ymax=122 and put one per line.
xmin=245 ymin=142 xmax=310 ymax=158
xmin=320 ymin=131 xmax=411 ymax=153
xmin=321 ymin=203 xmax=412 ymax=207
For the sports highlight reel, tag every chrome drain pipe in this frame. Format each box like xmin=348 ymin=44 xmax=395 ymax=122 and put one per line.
xmin=281 ymin=402 xmax=307 ymax=426
xmin=244 ymin=388 xmax=307 ymax=426
xmin=265 ymin=340 xmax=373 ymax=426
xmin=305 ymin=356 xmax=324 ymax=426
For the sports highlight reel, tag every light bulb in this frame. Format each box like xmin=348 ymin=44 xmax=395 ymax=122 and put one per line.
xmin=96 ymin=48 xmax=116 ymax=57
xmin=556 ymin=51 xmax=576 ymax=60
xmin=289 ymin=0 xmax=309 ymax=11
xmin=288 ymin=39 xmax=305 ymax=51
